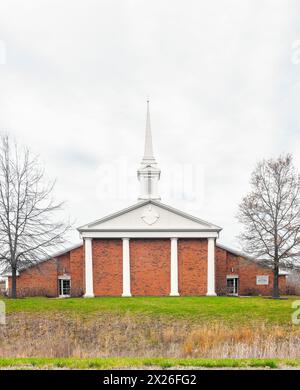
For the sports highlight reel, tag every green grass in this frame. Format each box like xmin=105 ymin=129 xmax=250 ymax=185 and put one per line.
xmin=0 ymin=357 xmax=299 ymax=369
xmin=1 ymin=296 xmax=298 ymax=324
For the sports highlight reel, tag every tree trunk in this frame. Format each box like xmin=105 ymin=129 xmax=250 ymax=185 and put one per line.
xmin=272 ymin=262 xmax=280 ymax=299
xmin=11 ymin=267 xmax=17 ymax=299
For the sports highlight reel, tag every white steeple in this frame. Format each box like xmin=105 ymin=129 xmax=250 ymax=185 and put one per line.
xmin=143 ymin=98 xmax=155 ymax=162
xmin=137 ymin=99 xmax=161 ymax=200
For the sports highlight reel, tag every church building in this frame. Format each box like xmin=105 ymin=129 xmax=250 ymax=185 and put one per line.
xmin=6 ymin=102 xmax=286 ymax=297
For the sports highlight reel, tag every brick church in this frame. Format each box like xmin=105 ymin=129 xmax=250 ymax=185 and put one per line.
xmin=6 ymin=102 xmax=286 ymax=297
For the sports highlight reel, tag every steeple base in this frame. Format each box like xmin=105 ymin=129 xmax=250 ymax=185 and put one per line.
xmin=138 ymin=196 xmax=161 ymax=201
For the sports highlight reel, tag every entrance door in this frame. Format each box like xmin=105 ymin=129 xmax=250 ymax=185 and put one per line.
xmin=226 ymin=277 xmax=239 ymax=295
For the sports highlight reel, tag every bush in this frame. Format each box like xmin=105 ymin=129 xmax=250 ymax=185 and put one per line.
xmin=13 ymin=287 xmax=56 ymax=298
xmin=242 ymin=288 xmax=261 ymax=296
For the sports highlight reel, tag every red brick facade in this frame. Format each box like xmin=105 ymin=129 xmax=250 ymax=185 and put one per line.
xmin=70 ymin=246 xmax=84 ymax=296
xmin=130 ymin=239 xmax=170 ymax=296
xmin=215 ymin=246 xmax=286 ymax=295
xmin=8 ymin=253 xmax=71 ymax=297
xmin=8 ymin=239 xmax=286 ymax=297
xmin=92 ymin=239 xmax=123 ymax=296
xmin=178 ymin=239 xmax=207 ymax=296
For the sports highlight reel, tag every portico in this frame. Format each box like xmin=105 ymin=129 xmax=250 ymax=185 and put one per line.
xmin=80 ymin=201 xmax=220 ymax=297
xmin=79 ymin=100 xmax=221 ymax=297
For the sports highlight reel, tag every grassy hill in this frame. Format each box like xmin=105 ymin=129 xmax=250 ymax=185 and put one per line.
xmin=2 ymin=296 xmax=298 ymax=324
xmin=0 ymin=296 xmax=299 ymax=368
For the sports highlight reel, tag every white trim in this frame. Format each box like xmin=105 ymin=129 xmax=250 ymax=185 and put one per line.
xmin=81 ymin=231 xmax=219 ymax=239
xmin=122 ymin=238 xmax=131 ymax=297
xmin=279 ymin=271 xmax=289 ymax=276
xmin=217 ymin=242 xmax=288 ymax=277
xmin=84 ymin=238 xmax=94 ymax=297
xmin=1 ymin=243 xmax=82 ymax=275
xmin=206 ymin=237 xmax=216 ymax=296
xmin=45 ymin=243 xmax=82 ymax=261
xmin=2 ymin=271 xmax=19 ymax=277
xmin=170 ymin=238 xmax=179 ymax=296
xmin=78 ymin=200 xmax=222 ymax=232
xmin=216 ymin=242 xmax=256 ymax=261
xmin=58 ymin=274 xmax=71 ymax=280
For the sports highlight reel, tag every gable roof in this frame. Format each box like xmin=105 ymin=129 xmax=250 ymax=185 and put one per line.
xmin=78 ymin=200 xmax=222 ymax=232
xmin=1 ymin=242 xmax=83 ymax=276
xmin=216 ymin=242 xmax=288 ymax=275
xmin=216 ymin=242 xmax=255 ymax=261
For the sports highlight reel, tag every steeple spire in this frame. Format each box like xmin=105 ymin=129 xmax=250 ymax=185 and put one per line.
xmin=137 ymin=98 xmax=161 ymax=201
xmin=143 ymin=98 xmax=155 ymax=162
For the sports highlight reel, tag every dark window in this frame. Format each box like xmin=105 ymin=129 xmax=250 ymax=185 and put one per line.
xmin=59 ymin=279 xmax=70 ymax=296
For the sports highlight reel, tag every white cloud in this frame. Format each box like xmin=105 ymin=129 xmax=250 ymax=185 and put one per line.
xmin=0 ymin=0 xmax=299 ymax=246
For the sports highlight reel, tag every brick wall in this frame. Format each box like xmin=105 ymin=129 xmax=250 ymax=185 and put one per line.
xmin=70 ymin=246 xmax=84 ymax=296
xmin=92 ymin=239 xmax=123 ymax=296
xmin=8 ymin=253 xmax=70 ymax=297
xmin=215 ymin=246 xmax=227 ymax=294
xmin=130 ymin=239 xmax=170 ymax=296
xmin=8 ymin=239 xmax=287 ymax=297
xmin=178 ymin=239 xmax=207 ymax=295
xmin=215 ymin=246 xmax=286 ymax=295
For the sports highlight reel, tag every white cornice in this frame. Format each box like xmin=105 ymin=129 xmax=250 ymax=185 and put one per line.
xmin=80 ymin=231 xmax=219 ymax=238
xmin=78 ymin=200 xmax=222 ymax=232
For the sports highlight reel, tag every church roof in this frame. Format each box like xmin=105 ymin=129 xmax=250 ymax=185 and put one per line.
xmin=216 ymin=242 xmax=288 ymax=275
xmin=78 ymin=199 xmax=222 ymax=232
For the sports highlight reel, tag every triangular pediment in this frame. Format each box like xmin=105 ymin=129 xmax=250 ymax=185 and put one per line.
xmin=78 ymin=200 xmax=221 ymax=232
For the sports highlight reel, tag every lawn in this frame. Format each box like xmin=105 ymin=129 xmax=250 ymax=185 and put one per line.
xmin=1 ymin=296 xmax=300 ymax=362
xmin=1 ymin=296 xmax=298 ymax=325
xmin=0 ymin=357 xmax=300 ymax=369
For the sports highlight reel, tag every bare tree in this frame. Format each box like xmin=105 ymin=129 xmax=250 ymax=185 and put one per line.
xmin=237 ymin=154 xmax=300 ymax=298
xmin=0 ymin=134 xmax=71 ymax=298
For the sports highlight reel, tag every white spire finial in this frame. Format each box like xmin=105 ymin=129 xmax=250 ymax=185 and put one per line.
xmin=137 ymin=98 xmax=161 ymax=201
xmin=143 ymin=98 xmax=155 ymax=161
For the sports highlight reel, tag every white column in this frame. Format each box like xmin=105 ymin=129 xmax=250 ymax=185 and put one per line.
xmin=206 ymin=237 xmax=217 ymax=296
xmin=170 ymin=237 xmax=179 ymax=296
xmin=84 ymin=238 xmax=94 ymax=297
xmin=122 ymin=238 xmax=131 ymax=297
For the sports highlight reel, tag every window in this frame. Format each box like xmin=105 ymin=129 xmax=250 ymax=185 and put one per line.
xmin=0 ymin=280 xmax=5 ymax=293
xmin=59 ymin=279 xmax=71 ymax=297
xmin=226 ymin=276 xmax=239 ymax=295
xmin=256 ymin=275 xmax=269 ymax=285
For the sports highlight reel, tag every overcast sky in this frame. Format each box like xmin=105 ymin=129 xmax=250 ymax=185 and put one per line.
xmin=1 ymin=0 xmax=300 ymax=248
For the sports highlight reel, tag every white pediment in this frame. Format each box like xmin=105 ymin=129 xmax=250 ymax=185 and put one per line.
xmin=78 ymin=200 xmax=221 ymax=232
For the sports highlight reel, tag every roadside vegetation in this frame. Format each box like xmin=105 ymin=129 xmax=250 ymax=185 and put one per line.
xmin=1 ymin=357 xmax=300 ymax=369
xmin=0 ymin=297 xmax=300 ymax=361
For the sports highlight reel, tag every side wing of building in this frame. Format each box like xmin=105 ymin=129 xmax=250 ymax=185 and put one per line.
xmin=216 ymin=245 xmax=286 ymax=296
xmin=4 ymin=240 xmax=286 ymax=297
